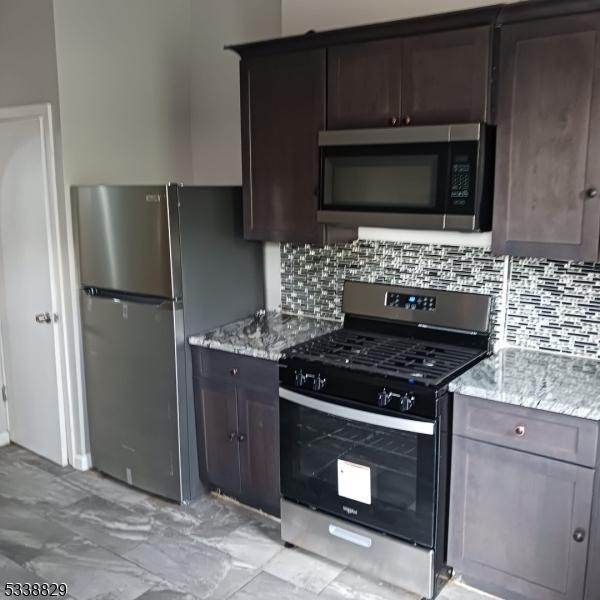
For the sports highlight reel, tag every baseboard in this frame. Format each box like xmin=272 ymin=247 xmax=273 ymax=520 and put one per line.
xmin=0 ymin=431 xmax=9 ymax=447
xmin=72 ymin=452 xmax=92 ymax=471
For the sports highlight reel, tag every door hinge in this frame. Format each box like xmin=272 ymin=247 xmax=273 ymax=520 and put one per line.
xmin=1 ymin=385 xmax=6 ymax=402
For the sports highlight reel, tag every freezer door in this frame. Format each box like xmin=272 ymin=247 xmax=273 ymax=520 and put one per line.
xmin=80 ymin=291 xmax=182 ymax=501
xmin=73 ymin=185 xmax=181 ymax=298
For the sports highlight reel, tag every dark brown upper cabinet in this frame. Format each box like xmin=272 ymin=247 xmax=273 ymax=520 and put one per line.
xmin=241 ymin=50 xmax=324 ymax=243
xmin=327 ymin=27 xmax=491 ymax=130
xmin=328 ymin=38 xmax=403 ymax=129
xmin=492 ymin=13 xmax=600 ymax=262
xmin=402 ymin=27 xmax=491 ymax=125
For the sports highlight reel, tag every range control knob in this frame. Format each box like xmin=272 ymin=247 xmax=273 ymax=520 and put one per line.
xmin=399 ymin=393 xmax=416 ymax=412
xmin=377 ymin=389 xmax=392 ymax=407
xmin=313 ymin=374 xmax=327 ymax=392
xmin=294 ymin=370 xmax=306 ymax=387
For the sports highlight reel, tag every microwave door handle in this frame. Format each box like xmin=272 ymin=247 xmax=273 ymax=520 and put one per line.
xmin=279 ymin=388 xmax=435 ymax=436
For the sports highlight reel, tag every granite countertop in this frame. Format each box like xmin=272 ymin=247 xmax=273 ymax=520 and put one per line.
xmin=450 ymin=347 xmax=600 ymax=420
xmin=188 ymin=310 xmax=341 ymax=362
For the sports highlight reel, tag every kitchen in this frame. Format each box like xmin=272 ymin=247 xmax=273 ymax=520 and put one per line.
xmin=0 ymin=0 xmax=599 ymax=599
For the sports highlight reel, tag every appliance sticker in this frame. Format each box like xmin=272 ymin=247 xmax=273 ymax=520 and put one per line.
xmin=337 ymin=459 xmax=371 ymax=505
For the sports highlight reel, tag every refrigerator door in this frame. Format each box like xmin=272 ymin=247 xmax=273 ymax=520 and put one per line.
xmin=80 ymin=290 xmax=182 ymax=501
xmin=73 ymin=185 xmax=181 ymax=298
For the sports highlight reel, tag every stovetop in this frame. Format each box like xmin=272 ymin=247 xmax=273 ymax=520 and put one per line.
xmin=279 ymin=281 xmax=492 ymax=420
xmin=283 ymin=328 xmax=485 ymax=388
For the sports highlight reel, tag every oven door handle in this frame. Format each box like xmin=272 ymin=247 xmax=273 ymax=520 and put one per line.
xmin=279 ymin=388 xmax=435 ymax=436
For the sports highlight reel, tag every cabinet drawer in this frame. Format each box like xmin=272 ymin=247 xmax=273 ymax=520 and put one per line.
xmin=193 ymin=347 xmax=278 ymax=392
xmin=453 ymin=393 xmax=599 ymax=467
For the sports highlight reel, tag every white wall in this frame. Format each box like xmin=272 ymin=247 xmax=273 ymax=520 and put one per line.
xmin=53 ymin=0 xmax=193 ymax=185
xmin=282 ymin=0 xmax=522 ymax=35
xmin=52 ymin=0 xmax=194 ymax=467
xmin=190 ymin=0 xmax=281 ymax=184
xmin=0 ymin=320 xmax=7 ymax=444
xmin=189 ymin=0 xmax=282 ymax=310
xmin=51 ymin=0 xmax=283 ymax=464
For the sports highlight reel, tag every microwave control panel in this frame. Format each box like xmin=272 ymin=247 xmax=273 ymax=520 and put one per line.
xmin=385 ymin=292 xmax=436 ymax=312
xmin=450 ymin=155 xmax=472 ymax=206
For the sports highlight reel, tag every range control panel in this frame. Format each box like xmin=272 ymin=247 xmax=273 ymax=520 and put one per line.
xmin=385 ymin=292 xmax=436 ymax=312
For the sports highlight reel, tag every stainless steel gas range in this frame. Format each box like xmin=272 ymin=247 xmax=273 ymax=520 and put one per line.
xmin=278 ymin=281 xmax=492 ymax=599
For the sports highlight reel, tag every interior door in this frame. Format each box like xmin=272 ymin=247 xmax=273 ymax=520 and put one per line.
xmin=0 ymin=118 xmax=65 ymax=464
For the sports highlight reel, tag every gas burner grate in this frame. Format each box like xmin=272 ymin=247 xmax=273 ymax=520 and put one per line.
xmin=286 ymin=329 xmax=483 ymax=386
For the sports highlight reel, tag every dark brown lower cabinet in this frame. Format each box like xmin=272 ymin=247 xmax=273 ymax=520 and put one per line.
xmin=197 ymin=377 xmax=241 ymax=496
xmin=193 ymin=348 xmax=280 ymax=516
xmin=237 ymin=386 xmax=280 ymax=516
xmin=449 ymin=394 xmax=599 ymax=600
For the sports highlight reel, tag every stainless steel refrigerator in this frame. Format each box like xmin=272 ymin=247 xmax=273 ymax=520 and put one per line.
xmin=73 ymin=184 xmax=264 ymax=502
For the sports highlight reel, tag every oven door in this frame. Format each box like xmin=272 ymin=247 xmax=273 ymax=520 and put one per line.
xmin=279 ymin=388 xmax=438 ymax=548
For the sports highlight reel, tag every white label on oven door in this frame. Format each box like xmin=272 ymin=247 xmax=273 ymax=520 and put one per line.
xmin=337 ymin=459 xmax=371 ymax=505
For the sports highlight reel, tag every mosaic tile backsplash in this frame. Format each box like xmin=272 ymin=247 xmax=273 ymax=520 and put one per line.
xmin=280 ymin=241 xmax=600 ymax=359
xmin=506 ymin=259 xmax=600 ymax=358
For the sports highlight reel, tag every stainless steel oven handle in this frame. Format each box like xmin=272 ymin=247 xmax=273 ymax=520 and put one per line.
xmin=328 ymin=524 xmax=372 ymax=548
xmin=279 ymin=388 xmax=435 ymax=436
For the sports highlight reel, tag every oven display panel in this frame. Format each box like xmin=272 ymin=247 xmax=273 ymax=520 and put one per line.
xmin=386 ymin=292 xmax=436 ymax=311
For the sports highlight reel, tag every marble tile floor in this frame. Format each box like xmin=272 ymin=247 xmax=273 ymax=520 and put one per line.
xmin=0 ymin=444 xmax=500 ymax=600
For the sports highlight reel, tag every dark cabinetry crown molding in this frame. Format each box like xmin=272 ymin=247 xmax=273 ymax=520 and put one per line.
xmin=226 ymin=0 xmax=600 ymax=58
xmin=226 ymin=5 xmax=503 ymax=58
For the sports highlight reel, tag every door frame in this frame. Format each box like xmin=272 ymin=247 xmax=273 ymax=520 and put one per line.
xmin=0 ymin=104 xmax=71 ymax=465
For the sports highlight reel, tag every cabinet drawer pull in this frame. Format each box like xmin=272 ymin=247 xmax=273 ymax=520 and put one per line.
xmin=237 ymin=433 xmax=246 ymax=443
xmin=515 ymin=425 xmax=525 ymax=437
xmin=402 ymin=115 xmax=412 ymax=126
xmin=389 ymin=116 xmax=400 ymax=127
xmin=230 ymin=368 xmax=239 ymax=376
xmin=228 ymin=431 xmax=237 ymax=442
xmin=573 ymin=528 xmax=586 ymax=543
xmin=586 ymin=188 xmax=598 ymax=199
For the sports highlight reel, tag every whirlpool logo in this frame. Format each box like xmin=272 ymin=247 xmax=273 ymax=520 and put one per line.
xmin=342 ymin=505 xmax=358 ymax=516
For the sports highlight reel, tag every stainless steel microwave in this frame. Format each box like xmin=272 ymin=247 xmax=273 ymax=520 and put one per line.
xmin=318 ymin=123 xmax=495 ymax=232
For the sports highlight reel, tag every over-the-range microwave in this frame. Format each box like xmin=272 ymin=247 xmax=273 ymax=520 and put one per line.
xmin=318 ymin=123 xmax=495 ymax=232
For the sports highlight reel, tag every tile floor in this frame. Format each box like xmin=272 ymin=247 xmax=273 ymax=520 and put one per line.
xmin=0 ymin=444 xmax=498 ymax=600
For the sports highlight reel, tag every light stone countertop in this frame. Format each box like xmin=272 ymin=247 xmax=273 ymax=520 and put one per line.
xmin=188 ymin=310 xmax=341 ymax=362
xmin=449 ymin=347 xmax=600 ymax=420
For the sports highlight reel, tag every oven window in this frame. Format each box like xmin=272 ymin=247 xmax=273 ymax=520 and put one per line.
xmin=280 ymin=398 xmax=437 ymax=548
xmin=326 ymin=154 xmax=439 ymax=209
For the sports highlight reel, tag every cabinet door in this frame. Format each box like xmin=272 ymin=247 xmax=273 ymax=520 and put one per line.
xmin=449 ymin=436 xmax=594 ymax=600
xmin=194 ymin=377 xmax=240 ymax=496
xmin=492 ymin=14 xmax=600 ymax=261
xmin=237 ymin=385 xmax=280 ymax=516
xmin=327 ymin=38 xmax=403 ymax=129
xmin=241 ymin=50 xmax=325 ymax=243
xmin=402 ymin=27 xmax=490 ymax=125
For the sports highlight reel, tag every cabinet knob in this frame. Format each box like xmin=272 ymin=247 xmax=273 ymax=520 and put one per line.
xmin=586 ymin=188 xmax=598 ymax=199
xmin=402 ymin=115 xmax=412 ymax=126
xmin=515 ymin=425 xmax=525 ymax=437
xmin=573 ymin=528 xmax=586 ymax=543
xmin=229 ymin=368 xmax=239 ymax=376
xmin=237 ymin=433 xmax=246 ymax=443
xmin=389 ymin=116 xmax=400 ymax=127
xmin=228 ymin=431 xmax=237 ymax=442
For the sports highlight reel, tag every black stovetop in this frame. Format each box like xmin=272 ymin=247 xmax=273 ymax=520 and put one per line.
xmin=283 ymin=328 xmax=485 ymax=388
